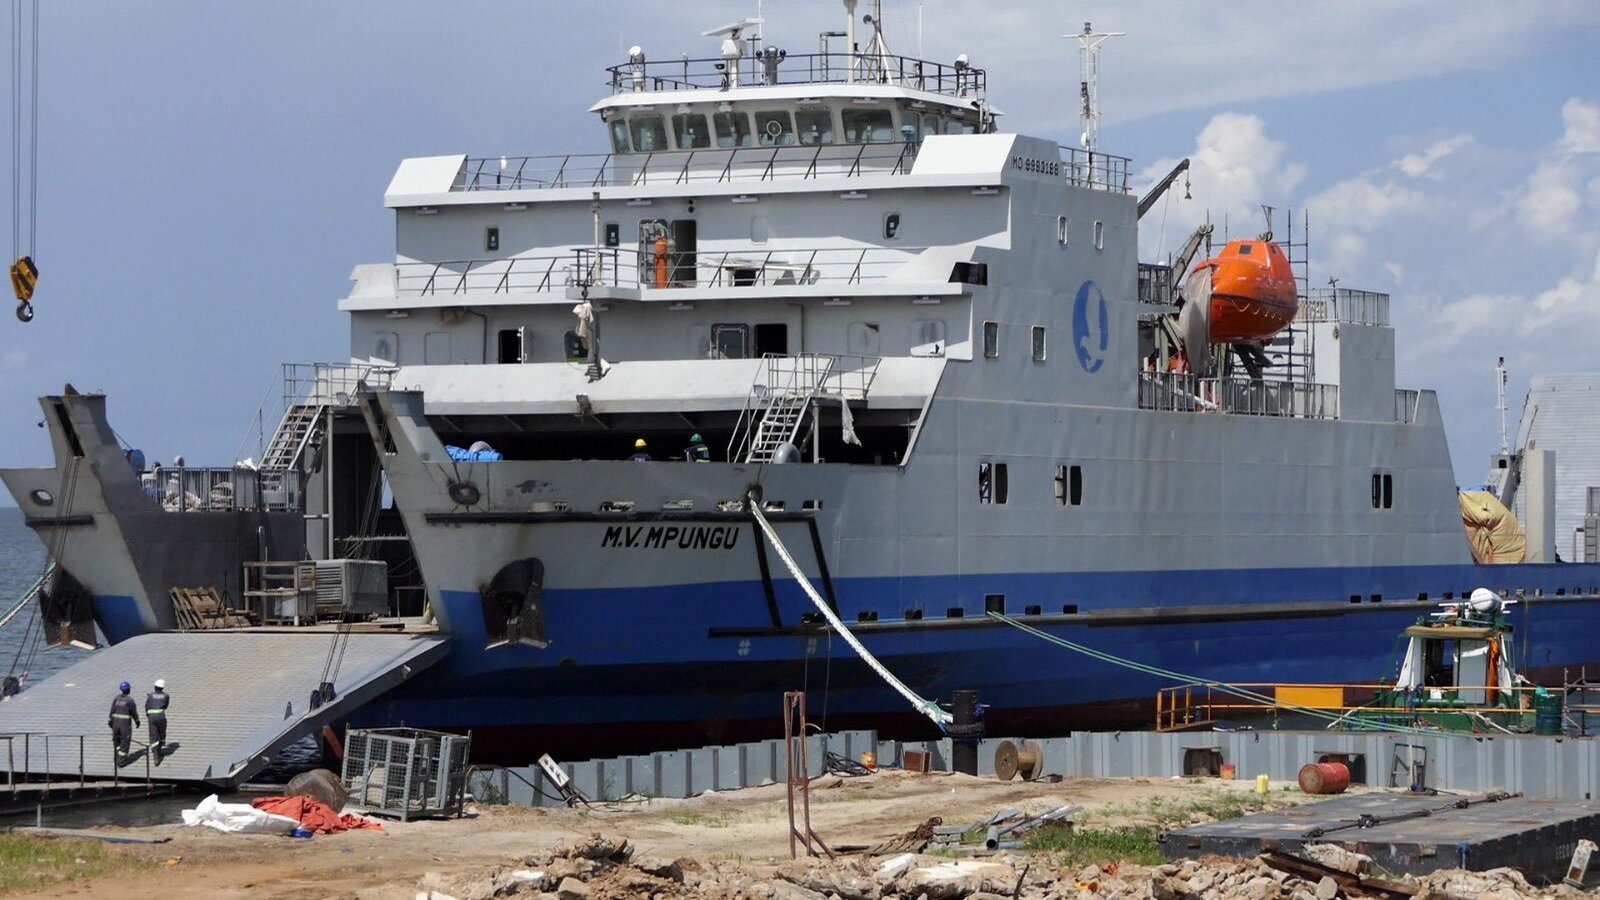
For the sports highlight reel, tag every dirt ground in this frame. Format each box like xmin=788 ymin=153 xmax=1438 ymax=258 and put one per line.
xmin=4 ymin=773 xmax=1308 ymax=899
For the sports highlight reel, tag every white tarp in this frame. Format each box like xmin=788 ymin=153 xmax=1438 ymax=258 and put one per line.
xmin=180 ymin=794 xmax=299 ymax=834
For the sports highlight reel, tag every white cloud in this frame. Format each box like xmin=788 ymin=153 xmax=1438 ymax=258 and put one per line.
xmin=1560 ymin=98 xmax=1600 ymax=154
xmin=1395 ymin=135 xmax=1473 ymax=178
xmin=1137 ymin=112 xmax=1304 ymax=256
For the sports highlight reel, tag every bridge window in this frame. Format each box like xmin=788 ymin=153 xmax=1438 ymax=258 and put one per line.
xmin=796 ymin=108 xmax=834 ymax=145
xmin=842 ymin=108 xmax=894 ymax=143
xmin=1032 ymin=326 xmax=1047 ymax=362
xmin=754 ymin=110 xmax=796 ymax=147
xmin=672 ymin=113 xmax=710 ymax=149
xmin=609 ymin=119 xmax=630 ymax=154
xmin=979 ymin=461 xmax=1008 ymax=505
xmin=920 ymin=113 xmax=941 ymax=138
xmin=982 ymin=321 xmax=999 ymax=358
xmin=629 ymin=115 xmax=668 ymax=152
xmin=714 ymin=111 xmax=753 ymax=148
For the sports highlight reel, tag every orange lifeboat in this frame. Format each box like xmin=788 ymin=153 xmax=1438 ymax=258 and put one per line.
xmin=1183 ymin=239 xmax=1298 ymax=343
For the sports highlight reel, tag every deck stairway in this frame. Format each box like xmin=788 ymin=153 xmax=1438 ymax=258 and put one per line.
xmin=730 ymin=354 xmax=880 ymax=464
xmin=259 ymin=403 xmax=324 ymax=485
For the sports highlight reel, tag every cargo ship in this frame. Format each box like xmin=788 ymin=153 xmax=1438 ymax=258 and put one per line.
xmin=5 ymin=5 xmax=1599 ymax=762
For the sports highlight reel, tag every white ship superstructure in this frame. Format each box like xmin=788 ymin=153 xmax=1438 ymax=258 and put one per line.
xmin=5 ymin=7 xmax=1600 ymax=765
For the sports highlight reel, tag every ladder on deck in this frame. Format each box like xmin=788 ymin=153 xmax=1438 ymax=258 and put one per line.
xmin=731 ymin=355 xmax=835 ymax=464
xmin=260 ymin=403 xmax=325 ymax=482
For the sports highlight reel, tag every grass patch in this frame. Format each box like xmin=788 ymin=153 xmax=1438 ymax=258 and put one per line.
xmin=0 ymin=834 xmax=140 ymax=895
xmin=1020 ymin=824 xmax=1164 ymax=868
xmin=1092 ymin=788 xmax=1282 ymax=830
xmin=666 ymin=809 xmax=729 ymax=828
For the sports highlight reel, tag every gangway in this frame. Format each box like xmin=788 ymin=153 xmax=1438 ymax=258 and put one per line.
xmin=0 ymin=630 xmax=448 ymax=787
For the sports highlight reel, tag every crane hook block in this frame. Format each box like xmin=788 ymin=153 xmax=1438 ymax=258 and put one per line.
xmin=11 ymin=256 xmax=38 ymax=302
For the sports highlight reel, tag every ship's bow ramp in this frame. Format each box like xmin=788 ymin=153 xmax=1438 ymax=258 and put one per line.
xmin=0 ymin=632 xmax=449 ymax=786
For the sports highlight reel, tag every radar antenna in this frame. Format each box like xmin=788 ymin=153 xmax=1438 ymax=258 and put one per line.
xmin=702 ymin=17 xmax=763 ymax=88
xmin=1068 ymin=22 xmax=1123 ymax=153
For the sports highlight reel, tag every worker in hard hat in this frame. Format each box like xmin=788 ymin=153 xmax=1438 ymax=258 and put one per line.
xmin=108 ymin=681 xmax=140 ymax=766
xmin=146 ymin=679 xmax=170 ymax=765
xmin=684 ymin=433 xmax=711 ymax=463
xmin=628 ymin=438 xmax=652 ymax=461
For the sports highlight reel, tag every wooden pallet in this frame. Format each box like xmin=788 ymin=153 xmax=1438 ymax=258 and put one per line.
xmin=169 ymin=586 xmax=255 ymax=630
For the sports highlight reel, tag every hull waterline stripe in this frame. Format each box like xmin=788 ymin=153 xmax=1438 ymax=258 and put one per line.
xmin=749 ymin=501 xmax=952 ymax=727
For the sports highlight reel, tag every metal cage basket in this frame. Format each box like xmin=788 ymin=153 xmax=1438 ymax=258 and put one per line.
xmin=340 ymin=727 xmax=471 ymax=821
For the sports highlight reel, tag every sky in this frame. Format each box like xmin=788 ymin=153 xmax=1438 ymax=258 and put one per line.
xmin=0 ymin=1 xmax=1597 ymax=495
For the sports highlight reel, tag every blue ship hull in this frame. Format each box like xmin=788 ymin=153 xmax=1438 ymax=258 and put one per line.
xmin=337 ymin=561 xmax=1600 ymax=759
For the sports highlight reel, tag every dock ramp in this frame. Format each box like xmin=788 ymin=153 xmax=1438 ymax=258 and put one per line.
xmin=0 ymin=631 xmax=449 ymax=787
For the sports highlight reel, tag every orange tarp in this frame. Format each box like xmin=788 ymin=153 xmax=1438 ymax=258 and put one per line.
xmin=250 ymin=795 xmax=383 ymax=835
xmin=1459 ymin=490 xmax=1526 ymax=564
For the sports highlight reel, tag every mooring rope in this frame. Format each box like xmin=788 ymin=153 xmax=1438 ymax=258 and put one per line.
xmin=986 ymin=611 xmax=1469 ymax=739
xmin=748 ymin=499 xmax=951 ymax=727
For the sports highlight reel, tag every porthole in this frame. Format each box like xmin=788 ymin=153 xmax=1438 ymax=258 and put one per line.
xmin=28 ymin=488 xmax=53 ymax=506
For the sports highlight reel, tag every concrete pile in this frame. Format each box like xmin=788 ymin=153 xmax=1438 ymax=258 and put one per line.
xmin=415 ymin=834 xmax=1591 ymax=900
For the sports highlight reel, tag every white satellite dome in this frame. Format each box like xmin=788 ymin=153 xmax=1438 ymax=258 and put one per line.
xmin=1468 ymin=588 xmax=1500 ymax=614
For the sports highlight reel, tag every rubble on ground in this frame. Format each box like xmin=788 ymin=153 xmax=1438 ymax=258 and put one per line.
xmin=413 ymin=833 xmax=1593 ymax=900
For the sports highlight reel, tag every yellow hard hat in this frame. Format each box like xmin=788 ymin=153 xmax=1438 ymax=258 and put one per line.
xmin=635 ymin=438 xmax=647 ymax=448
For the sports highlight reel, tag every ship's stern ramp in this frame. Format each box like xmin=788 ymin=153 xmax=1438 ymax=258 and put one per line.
xmin=0 ymin=632 xmax=449 ymax=787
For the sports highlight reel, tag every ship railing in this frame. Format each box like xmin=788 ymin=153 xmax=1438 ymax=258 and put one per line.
xmin=144 ymin=465 xmax=303 ymax=513
xmin=1298 ymin=288 xmax=1390 ymax=327
xmin=234 ymin=363 xmax=395 ymax=477
xmin=1058 ymin=146 xmax=1131 ymax=193
xmin=1138 ymin=372 xmax=1339 ymax=420
xmin=396 ymin=246 xmax=922 ymax=296
xmin=459 ymin=140 xmax=919 ymax=192
xmin=727 ymin=353 xmax=881 ymax=462
xmin=1155 ymin=682 xmax=1552 ymax=733
xmin=605 ymin=51 xmax=985 ymax=101
xmin=1395 ymin=389 xmax=1421 ymax=424
xmin=1137 ymin=263 xmax=1174 ymax=306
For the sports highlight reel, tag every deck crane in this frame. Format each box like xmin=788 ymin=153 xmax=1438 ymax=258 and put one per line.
xmin=1137 ymin=157 xmax=1190 ymax=219
xmin=9 ymin=0 xmax=39 ymax=323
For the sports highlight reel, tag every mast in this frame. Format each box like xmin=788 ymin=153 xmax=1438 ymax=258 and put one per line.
xmin=1496 ymin=356 xmax=1510 ymax=455
xmin=1069 ymin=21 xmax=1123 ymax=153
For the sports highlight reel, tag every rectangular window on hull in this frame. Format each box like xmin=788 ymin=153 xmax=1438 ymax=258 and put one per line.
xmin=982 ymin=321 xmax=999 ymax=358
xmin=979 ymin=461 xmax=1008 ymax=505
xmin=1055 ymin=465 xmax=1083 ymax=506
xmin=1372 ymin=471 xmax=1394 ymax=509
xmin=1031 ymin=326 xmax=1047 ymax=362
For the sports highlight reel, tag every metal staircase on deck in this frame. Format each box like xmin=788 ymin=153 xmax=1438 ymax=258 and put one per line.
xmin=729 ymin=354 xmax=880 ymax=464
xmin=260 ymin=403 xmax=325 ymax=484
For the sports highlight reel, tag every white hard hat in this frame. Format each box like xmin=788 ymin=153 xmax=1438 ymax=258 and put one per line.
xmin=1468 ymin=588 xmax=1500 ymax=614
xmin=154 ymin=678 xmax=166 ymax=689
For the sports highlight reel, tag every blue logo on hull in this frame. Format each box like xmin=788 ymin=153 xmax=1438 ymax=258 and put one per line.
xmin=1072 ymin=281 xmax=1108 ymax=373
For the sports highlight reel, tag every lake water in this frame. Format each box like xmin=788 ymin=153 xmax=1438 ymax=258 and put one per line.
xmin=0 ymin=506 xmax=97 ymax=685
